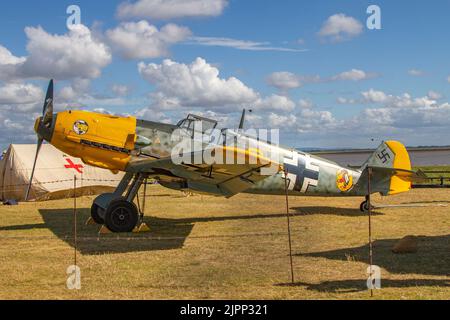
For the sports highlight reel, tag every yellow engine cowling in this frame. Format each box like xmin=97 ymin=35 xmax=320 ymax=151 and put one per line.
xmin=51 ymin=110 xmax=137 ymax=172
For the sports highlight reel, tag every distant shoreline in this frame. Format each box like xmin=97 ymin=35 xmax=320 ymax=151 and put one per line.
xmin=306 ymin=146 xmax=450 ymax=166
xmin=307 ymin=146 xmax=450 ymax=155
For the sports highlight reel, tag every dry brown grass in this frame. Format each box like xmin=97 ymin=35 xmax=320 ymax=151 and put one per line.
xmin=0 ymin=186 xmax=449 ymax=300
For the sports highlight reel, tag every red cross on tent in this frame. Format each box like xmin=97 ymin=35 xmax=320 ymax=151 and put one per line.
xmin=64 ymin=158 xmax=84 ymax=174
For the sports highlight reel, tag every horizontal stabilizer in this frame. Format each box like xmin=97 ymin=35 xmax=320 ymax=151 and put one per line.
xmin=368 ymin=166 xmax=429 ymax=183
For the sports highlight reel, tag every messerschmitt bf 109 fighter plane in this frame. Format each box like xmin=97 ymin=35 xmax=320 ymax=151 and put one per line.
xmin=27 ymin=80 xmax=425 ymax=233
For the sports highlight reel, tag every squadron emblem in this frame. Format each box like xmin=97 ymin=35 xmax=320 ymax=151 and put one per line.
xmin=336 ymin=169 xmax=353 ymax=192
xmin=73 ymin=120 xmax=89 ymax=135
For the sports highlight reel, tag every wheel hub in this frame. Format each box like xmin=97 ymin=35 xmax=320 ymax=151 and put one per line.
xmin=112 ymin=207 xmax=131 ymax=226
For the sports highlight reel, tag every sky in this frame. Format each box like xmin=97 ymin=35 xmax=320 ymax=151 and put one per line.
xmin=0 ymin=0 xmax=449 ymax=151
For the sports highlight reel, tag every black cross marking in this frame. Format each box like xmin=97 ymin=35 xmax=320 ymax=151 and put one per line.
xmin=377 ymin=149 xmax=391 ymax=164
xmin=284 ymin=156 xmax=319 ymax=192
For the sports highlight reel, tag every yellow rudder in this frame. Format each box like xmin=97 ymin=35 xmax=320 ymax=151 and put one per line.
xmin=385 ymin=140 xmax=412 ymax=195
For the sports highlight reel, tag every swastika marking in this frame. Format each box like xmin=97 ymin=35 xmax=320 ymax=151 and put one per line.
xmin=377 ymin=149 xmax=391 ymax=164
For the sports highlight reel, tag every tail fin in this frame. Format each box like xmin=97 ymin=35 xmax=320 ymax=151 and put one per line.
xmin=362 ymin=141 xmax=413 ymax=195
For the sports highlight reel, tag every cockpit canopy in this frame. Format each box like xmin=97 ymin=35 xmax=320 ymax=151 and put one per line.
xmin=176 ymin=114 xmax=218 ymax=134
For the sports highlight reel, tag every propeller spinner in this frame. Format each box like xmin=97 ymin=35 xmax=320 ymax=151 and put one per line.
xmin=25 ymin=79 xmax=55 ymax=201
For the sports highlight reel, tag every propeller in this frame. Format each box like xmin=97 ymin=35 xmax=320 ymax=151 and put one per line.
xmin=239 ymin=109 xmax=246 ymax=130
xmin=238 ymin=108 xmax=252 ymax=130
xmin=25 ymin=80 xmax=54 ymax=201
xmin=42 ymin=80 xmax=54 ymax=127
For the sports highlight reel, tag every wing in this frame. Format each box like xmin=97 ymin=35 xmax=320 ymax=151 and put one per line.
xmin=127 ymin=146 xmax=280 ymax=197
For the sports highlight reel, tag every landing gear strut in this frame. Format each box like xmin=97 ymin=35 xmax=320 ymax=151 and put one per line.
xmin=91 ymin=173 xmax=149 ymax=233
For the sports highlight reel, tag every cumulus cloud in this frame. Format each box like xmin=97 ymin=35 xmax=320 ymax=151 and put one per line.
xmin=138 ymin=57 xmax=258 ymax=108
xmin=339 ymin=89 xmax=439 ymax=110
xmin=134 ymin=109 xmax=175 ymax=123
xmin=428 ymin=91 xmax=442 ymax=100
xmin=297 ymin=109 xmax=337 ymax=133
xmin=0 ymin=82 xmax=43 ymax=107
xmin=0 ymin=46 xmax=26 ymax=81
xmin=58 ymin=78 xmax=91 ymax=103
xmin=254 ymin=94 xmax=296 ymax=112
xmin=355 ymin=102 xmax=450 ymax=132
xmin=106 ymin=21 xmax=191 ymax=59
xmin=112 ymin=84 xmax=131 ymax=97
xmin=298 ymin=99 xmax=314 ymax=109
xmin=361 ymin=89 xmax=388 ymax=103
xmin=0 ymin=82 xmax=43 ymax=119
xmin=447 ymin=76 xmax=450 ymax=83
xmin=266 ymin=68 xmax=375 ymax=91
xmin=268 ymin=113 xmax=298 ymax=128
xmin=266 ymin=72 xmax=301 ymax=91
xmin=361 ymin=89 xmax=437 ymax=108
xmin=295 ymin=94 xmax=450 ymax=146
xmin=318 ymin=14 xmax=363 ymax=42
xmin=264 ymin=108 xmax=338 ymax=134
xmin=56 ymin=78 xmax=134 ymax=110
xmin=0 ymin=112 xmax=40 ymax=148
xmin=0 ymin=25 xmax=113 ymax=135
xmin=117 ymin=0 xmax=228 ymax=20
xmin=336 ymin=97 xmax=356 ymax=105
xmin=0 ymin=25 xmax=111 ymax=81
xmin=0 ymin=46 xmax=26 ymax=65
xmin=266 ymin=72 xmax=321 ymax=91
xmin=332 ymin=69 xmax=376 ymax=81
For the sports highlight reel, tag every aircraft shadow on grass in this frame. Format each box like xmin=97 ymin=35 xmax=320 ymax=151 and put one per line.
xmin=290 ymin=206 xmax=383 ymax=217
xmin=0 ymin=205 xmax=383 ymax=255
xmin=275 ymin=235 xmax=450 ymax=292
xmin=277 ymin=278 xmax=450 ymax=293
xmin=0 ymin=208 xmax=323 ymax=255
xmin=297 ymin=234 xmax=450 ymax=277
xmin=0 ymin=209 xmax=193 ymax=255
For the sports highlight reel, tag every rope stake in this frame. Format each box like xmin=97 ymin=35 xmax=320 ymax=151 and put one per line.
xmin=283 ymin=169 xmax=295 ymax=284
xmin=368 ymin=167 xmax=374 ymax=297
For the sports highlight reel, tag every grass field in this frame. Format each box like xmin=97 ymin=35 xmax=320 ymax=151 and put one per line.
xmin=0 ymin=185 xmax=449 ymax=300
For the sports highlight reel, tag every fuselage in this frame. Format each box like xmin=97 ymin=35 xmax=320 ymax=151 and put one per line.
xmin=40 ymin=110 xmax=372 ymax=198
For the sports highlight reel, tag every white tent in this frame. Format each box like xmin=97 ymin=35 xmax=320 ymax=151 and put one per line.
xmin=0 ymin=144 xmax=124 ymax=201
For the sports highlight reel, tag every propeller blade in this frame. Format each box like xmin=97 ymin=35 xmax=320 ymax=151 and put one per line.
xmin=42 ymin=79 xmax=54 ymax=126
xmin=239 ymin=109 xmax=246 ymax=130
xmin=25 ymin=138 xmax=43 ymax=201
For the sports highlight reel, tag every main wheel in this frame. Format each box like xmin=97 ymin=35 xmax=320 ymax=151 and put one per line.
xmin=90 ymin=203 xmax=105 ymax=224
xmin=360 ymin=200 xmax=374 ymax=213
xmin=104 ymin=199 xmax=139 ymax=233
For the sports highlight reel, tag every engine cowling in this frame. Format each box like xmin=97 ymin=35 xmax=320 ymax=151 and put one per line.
xmin=50 ymin=110 xmax=137 ymax=172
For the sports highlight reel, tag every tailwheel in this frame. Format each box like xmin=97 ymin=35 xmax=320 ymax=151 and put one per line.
xmin=90 ymin=203 xmax=105 ymax=224
xmin=104 ymin=199 xmax=139 ymax=233
xmin=360 ymin=200 xmax=374 ymax=213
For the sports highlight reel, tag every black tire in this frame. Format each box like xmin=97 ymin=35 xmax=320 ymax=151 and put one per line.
xmin=360 ymin=200 xmax=373 ymax=213
xmin=360 ymin=201 xmax=367 ymax=212
xmin=104 ymin=199 xmax=139 ymax=233
xmin=90 ymin=203 xmax=105 ymax=224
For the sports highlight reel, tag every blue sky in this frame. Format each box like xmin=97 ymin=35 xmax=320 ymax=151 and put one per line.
xmin=0 ymin=0 xmax=449 ymax=150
